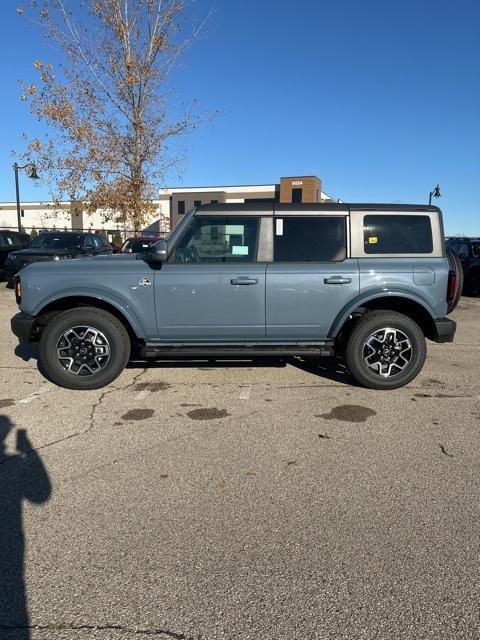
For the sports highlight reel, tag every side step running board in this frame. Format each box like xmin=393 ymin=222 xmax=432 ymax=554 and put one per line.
xmin=139 ymin=343 xmax=335 ymax=359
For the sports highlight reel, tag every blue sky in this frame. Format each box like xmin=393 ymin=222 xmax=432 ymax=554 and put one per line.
xmin=0 ymin=0 xmax=479 ymax=234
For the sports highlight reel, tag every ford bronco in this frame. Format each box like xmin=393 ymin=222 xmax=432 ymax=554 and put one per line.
xmin=10 ymin=203 xmax=458 ymax=390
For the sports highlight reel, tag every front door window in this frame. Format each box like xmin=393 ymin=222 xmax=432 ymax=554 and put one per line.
xmin=171 ymin=217 xmax=259 ymax=263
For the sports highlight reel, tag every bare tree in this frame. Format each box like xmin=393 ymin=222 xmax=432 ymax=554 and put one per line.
xmin=17 ymin=0 xmax=211 ymax=231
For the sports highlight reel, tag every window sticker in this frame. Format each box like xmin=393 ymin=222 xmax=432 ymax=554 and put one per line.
xmin=276 ymin=218 xmax=283 ymax=236
xmin=232 ymin=245 xmax=249 ymax=256
xmin=368 ymin=236 xmax=378 ymax=244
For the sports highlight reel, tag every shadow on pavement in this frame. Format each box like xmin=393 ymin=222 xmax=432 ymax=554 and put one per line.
xmin=15 ymin=340 xmax=355 ymax=386
xmin=0 ymin=415 xmax=52 ymax=640
xmin=129 ymin=355 xmax=356 ymax=385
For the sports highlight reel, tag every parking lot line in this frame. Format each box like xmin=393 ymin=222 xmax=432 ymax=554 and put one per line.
xmin=17 ymin=386 xmax=52 ymax=404
xmin=239 ymin=385 xmax=252 ymax=400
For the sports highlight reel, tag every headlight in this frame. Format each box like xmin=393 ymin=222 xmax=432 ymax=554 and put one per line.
xmin=53 ymin=255 xmax=69 ymax=261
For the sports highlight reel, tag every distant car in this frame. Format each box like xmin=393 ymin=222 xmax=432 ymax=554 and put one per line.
xmin=446 ymin=237 xmax=480 ymax=296
xmin=0 ymin=230 xmax=30 ymax=279
xmin=121 ymin=236 xmax=162 ymax=253
xmin=4 ymin=231 xmax=112 ymax=286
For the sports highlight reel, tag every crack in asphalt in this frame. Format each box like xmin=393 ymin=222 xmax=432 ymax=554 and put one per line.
xmin=0 ymin=623 xmax=190 ymax=638
xmin=0 ymin=370 xmax=148 ymax=469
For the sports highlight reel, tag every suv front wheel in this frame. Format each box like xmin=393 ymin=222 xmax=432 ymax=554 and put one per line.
xmin=345 ymin=310 xmax=426 ymax=390
xmin=39 ymin=307 xmax=131 ymax=390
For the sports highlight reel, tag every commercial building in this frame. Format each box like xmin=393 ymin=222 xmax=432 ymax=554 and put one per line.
xmin=0 ymin=175 xmax=336 ymax=237
xmin=159 ymin=175 xmax=336 ymax=230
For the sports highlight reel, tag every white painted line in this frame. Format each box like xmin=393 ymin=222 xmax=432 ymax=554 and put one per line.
xmin=239 ymin=385 xmax=252 ymax=400
xmin=17 ymin=386 xmax=52 ymax=404
xmin=135 ymin=389 xmax=151 ymax=401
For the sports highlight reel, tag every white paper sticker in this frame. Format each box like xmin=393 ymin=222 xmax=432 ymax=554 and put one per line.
xmin=232 ymin=245 xmax=249 ymax=256
xmin=276 ymin=218 xmax=283 ymax=236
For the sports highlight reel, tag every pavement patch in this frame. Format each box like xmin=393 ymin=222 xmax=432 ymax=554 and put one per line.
xmin=317 ymin=404 xmax=377 ymax=423
xmin=186 ymin=407 xmax=229 ymax=421
xmin=121 ymin=408 xmax=155 ymax=421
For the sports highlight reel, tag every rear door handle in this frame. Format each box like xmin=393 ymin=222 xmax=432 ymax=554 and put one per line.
xmin=230 ymin=277 xmax=258 ymax=285
xmin=324 ymin=276 xmax=352 ymax=285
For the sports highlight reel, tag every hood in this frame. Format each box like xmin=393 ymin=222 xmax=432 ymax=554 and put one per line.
xmin=13 ymin=247 xmax=79 ymax=258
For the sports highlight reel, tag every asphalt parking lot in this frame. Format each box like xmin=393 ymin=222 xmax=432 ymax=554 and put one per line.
xmin=1 ymin=284 xmax=480 ymax=640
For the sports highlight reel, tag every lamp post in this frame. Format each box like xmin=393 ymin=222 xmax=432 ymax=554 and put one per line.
xmin=13 ymin=162 xmax=40 ymax=232
xmin=428 ymin=184 xmax=441 ymax=206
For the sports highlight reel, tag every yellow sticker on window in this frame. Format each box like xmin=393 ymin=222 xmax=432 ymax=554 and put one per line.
xmin=368 ymin=236 xmax=378 ymax=244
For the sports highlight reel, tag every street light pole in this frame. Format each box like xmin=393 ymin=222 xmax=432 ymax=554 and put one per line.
xmin=13 ymin=162 xmax=22 ymax=232
xmin=428 ymin=184 xmax=441 ymax=206
xmin=12 ymin=162 xmax=40 ymax=232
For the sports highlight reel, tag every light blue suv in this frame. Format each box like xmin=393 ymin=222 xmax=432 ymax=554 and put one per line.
xmin=11 ymin=203 xmax=458 ymax=390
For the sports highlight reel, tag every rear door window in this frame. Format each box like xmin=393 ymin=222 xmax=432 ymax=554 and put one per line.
xmin=364 ymin=215 xmax=433 ymax=254
xmin=274 ymin=216 xmax=346 ymax=262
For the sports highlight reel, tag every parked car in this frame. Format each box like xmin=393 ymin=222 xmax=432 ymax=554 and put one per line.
xmin=11 ymin=202 xmax=458 ymax=391
xmin=4 ymin=231 xmax=112 ymax=286
xmin=446 ymin=237 xmax=480 ymax=296
xmin=0 ymin=230 xmax=30 ymax=279
xmin=121 ymin=236 xmax=163 ymax=253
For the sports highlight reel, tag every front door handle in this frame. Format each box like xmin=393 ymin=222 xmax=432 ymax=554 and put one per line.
xmin=230 ymin=277 xmax=258 ymax=285
xmin=324 ymin=276 xmax=352 ymax=285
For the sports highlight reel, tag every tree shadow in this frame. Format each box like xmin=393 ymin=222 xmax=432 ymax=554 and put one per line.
xmin=0 ymin=415 xmax=52 ymax=640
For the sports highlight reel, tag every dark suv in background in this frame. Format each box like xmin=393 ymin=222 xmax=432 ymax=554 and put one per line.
xmin=4 ymin=231 xmax=112 ymax=286
xmin=0 ymin=230 xmax=30 ymax=279
xmin=446 ymin=237 xmax=480 ymax=296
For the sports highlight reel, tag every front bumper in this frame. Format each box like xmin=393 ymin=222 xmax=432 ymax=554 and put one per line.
xmin=432 ymin=318 xmax=456 ymax=343
xmin=4 ymin=264 xmax=16 ymax=284
xmin=11 ymin=312 xmax=36 ymax=344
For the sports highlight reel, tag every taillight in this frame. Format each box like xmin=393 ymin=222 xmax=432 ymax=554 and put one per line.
xmin=14 ymin=276 xmax=21 ymax=305
xmin=447 ymin=270 xmax=457 ymax=302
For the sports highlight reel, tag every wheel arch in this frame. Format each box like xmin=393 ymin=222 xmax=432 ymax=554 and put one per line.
xmin=32 ymin=295 xmax=141 ymax=344
xmin=329 ymin=293 xmax=437 ymax=341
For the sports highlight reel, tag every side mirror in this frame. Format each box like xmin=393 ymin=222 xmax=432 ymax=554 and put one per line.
xmin=146 ymin=238 xmax=168 ymax=263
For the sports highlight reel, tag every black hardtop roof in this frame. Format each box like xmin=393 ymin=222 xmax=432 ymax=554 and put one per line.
xmin=195 ymin=202 xmax=441 ymax=214
xmin=38 ymin=230 xmax=102 ymax=236
xmin=447 ymin=236 xmax=480 ymax=242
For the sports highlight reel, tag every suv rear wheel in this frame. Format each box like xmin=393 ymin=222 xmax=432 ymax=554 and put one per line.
xmin=446 ymin=248 xmax=464 ymax=312
xmin=345 ymin=310 xmax=426 ymax=390
xmin=39 ymin=307 xmax=131 ymax=390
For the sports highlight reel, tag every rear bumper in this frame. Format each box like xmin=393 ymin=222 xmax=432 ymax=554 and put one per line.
xmin=432 ymin=318 xmax=456 ymax=343
xmin=11 ymin=312 xmax=36 ymax=344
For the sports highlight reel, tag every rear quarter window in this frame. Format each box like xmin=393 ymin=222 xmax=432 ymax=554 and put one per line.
xmin=364 ymin=215 xmax=433 ymax=254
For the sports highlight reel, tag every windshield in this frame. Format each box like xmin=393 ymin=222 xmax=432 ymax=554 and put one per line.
xmin=29 ymin=233 xmax=82 ymax=249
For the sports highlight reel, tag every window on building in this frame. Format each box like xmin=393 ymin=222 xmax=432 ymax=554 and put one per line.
xmin=177 ymin=200 xmax=186 ymax=215
xmin=211 ymin=199 xmax=219 ymax=204
xmin=172 ymin=217 xmax=259 ymax=263
xmin=291 ymin=188 xmax=303 ymax=204
xmin=364 ymin=215 xmax=433 ymax=254
xmin=194 ymin=200 xmax=201 ymax=207
xmin=274 ymin=216 xmax=346 ymax=262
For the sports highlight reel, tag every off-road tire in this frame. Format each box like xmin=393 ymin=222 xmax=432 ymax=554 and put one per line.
xmin=345 ymin=310 xmax=426 ymax=390
xmin=39 ymin=307 xmax=131 ymax=390
xmin=446 ymin=248 xmax=463 ymax=313
xmin=465 ymin=269 xmax=480 ymax=297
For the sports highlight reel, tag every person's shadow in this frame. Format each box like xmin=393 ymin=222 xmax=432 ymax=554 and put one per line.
xmin=0 ymin=415 xmax=52 ymax=640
